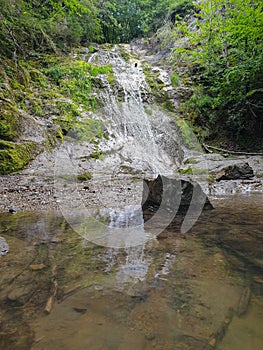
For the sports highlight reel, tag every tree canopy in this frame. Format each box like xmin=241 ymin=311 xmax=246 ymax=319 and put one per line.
xmin=98 ymin=0 xmax=178 ymax=43
xmin=173 ymin=0 xmax=263 ymax=147
xmin=0 ymin=0 xmax=102 ymax=58
xmin=0 ymin=0 xmax=179 ymax=58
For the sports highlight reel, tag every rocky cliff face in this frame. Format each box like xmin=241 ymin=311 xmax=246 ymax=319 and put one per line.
xmin=0 ymin=51 xmax=114 ymax=174
xmin=1 ymin=44 xmax=262 ymax=202
xmin=0 ymin=59 xmax=62 ymax=174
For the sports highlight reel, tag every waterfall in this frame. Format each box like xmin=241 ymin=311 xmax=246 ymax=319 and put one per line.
xmin=54 ymin=45 xmax=208 ymax=251
xmin=88 ymin=46 xmax=183 ymax=177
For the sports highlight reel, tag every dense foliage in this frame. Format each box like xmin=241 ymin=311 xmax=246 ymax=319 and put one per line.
xmin=173 ymin=0 xmax=263 ymax=147
xmin=98 ymin=0 xmax=179 ymax=43
xmin=0 ymin=0 xmax=180 ymax=59
xmin=0 ymin=0 xmax=101 ymax=58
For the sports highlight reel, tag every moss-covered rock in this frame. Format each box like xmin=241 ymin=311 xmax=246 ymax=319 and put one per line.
xmin=0 ymin=100 xmax=21 ymax=141
xmin=0 ymin=50 xmax=113 ymax=174
xmin=0 ymin=140 xmax=37 ymax=174
xmin=176 ymin=118 xmax=202 ymax=151
xmin=142 ymin=63 xmax=175 ymax=111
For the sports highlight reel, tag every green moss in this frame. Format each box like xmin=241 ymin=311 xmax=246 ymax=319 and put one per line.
xmin=179 ymin=166 xmax=208 ymax=175
xmin=176 ymin=118 xmax=202 ymax=151
xmin=120 ymin=50 xmax=130 ymax=61
xmin=171 ymin=73 xmax=180 ymax=87
xmin=89 ymin=63 xmax=113 ymax=77
xmin=107 ymin=72 xmax=116 ymax=88
xmin=70 ymin=119 xmax=104 ymax=142
xmin=56 ymin=101 xmax=80 ymax=117
xmin=143 ymin=63 xmax=173 ymax=110
xmin=43 ymin=59 xmax=112 ymax=109
xmin=27 ymin=98 xmax=44 ymax=116
xmin=18 ymin=64 xmax=31 ymax=87
xmin=52 ymin=101 xmax=82 ymax=134
xmin=179 ymin=167 xmax=193 ymax=175
xmin=131 ymin=177 xmax=141 ymax=182
xmin=89 ymin=151 xmax=104 ymax=159
xmin=2 ymin=59 xmax=30 ymax=88
xmin=0 ymin=52 xmax=113 ymax=174
xmin=101 ymin=43 xmax=114 ymax=50
xmin=77 ymin=172 xmax=92 ymax=181
xmin=0 ymin=82 xmax=14 ymax=101
xmin=28 ymin=67 xmax=47 ymax=88
xmin=55 ymin=127 xmax=64 ymax=141
xmin=0 ymin=101 xmax=21 ymax=141
xmin=162 ymin=99 xmax=174 ymax=112
xmin=10 ymin=79 xmax=25 ymax=90
xmin=0 ymin=140 xmax=36 ymax=174
xmin=45 ymin=126 xmax=64 ymax=151
xmin=40 ymin=91 xmax=62 ymax=100
xmin=88 ymin=45 xmax=96 ymax=54
xmin=145 ymin=108 xmax=153 ymax=116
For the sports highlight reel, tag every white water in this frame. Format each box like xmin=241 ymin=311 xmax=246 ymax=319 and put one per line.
xmin=88 ymin=46 xmax=183 ymax=177
xmin=54 ymin=45 xmax=207 ymax=250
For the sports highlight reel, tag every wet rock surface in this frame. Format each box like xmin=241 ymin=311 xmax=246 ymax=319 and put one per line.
xmin=214 ymin=162 xmax=254 ymax=181
xmin=142 ymin=174 xmax=213 ymax=213
xmin=181 ymin=153 xmax=263 ymax=197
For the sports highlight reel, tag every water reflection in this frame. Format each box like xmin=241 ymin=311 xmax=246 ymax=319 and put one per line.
xmin=92 ymin=206 xmax=152 ymax=286
xmin=0 ymin=193 xmax=262 ymax=350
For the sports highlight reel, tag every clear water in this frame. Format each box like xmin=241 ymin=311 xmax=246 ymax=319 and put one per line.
xmin=0 ymin=193 xmax=262 ymax=350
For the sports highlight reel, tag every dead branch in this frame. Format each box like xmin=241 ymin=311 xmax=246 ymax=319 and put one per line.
xmin=202 ymin=143 xmax=263 ymax=156
xmin=44 ymin=257 xmax=58 ymax=314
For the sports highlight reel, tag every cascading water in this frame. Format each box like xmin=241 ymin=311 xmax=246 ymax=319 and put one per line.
xmin=75 ymin=46 xmax=184 ymax=267
xmin=54 ymin=45 xmax=207 ymax=251
xmin=88 ymin=46 xmax=184 ymax=177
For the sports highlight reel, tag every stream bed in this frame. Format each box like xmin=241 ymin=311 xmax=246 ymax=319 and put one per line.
xmin=0 ymin=192 xmax=262 ymax=350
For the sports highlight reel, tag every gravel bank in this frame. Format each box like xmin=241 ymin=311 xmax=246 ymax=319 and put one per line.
xmin=0 ymin=174 xmax=143 ymax=213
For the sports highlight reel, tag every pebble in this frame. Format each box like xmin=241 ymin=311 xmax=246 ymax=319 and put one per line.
xmin=0 ymin=237 xmax=9 ymax=256
xmin=209 ymin=338 xmax=217 ymax=347
xmin=9 ymin=208 xmax=18 ymax=214
xmin=7 ymin=286 xmax=30 ymax=304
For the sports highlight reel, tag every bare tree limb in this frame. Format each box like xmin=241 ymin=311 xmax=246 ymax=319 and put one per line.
xmin=202 ymin=143 xmax=263 ymax=156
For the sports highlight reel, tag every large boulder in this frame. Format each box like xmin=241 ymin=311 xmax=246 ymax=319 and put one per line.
xmin=142 ymin=175 xmax=213 ymax=213
xmin=214 ymin=162 xmax=254 ymax=181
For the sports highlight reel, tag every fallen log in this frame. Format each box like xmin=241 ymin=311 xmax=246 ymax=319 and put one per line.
xmin=202 ymin=143 xmax=263 ymax=156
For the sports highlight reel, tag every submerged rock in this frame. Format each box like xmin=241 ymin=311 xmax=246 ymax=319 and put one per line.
xmin=142 ymin=175 xmax=213 ymax=213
